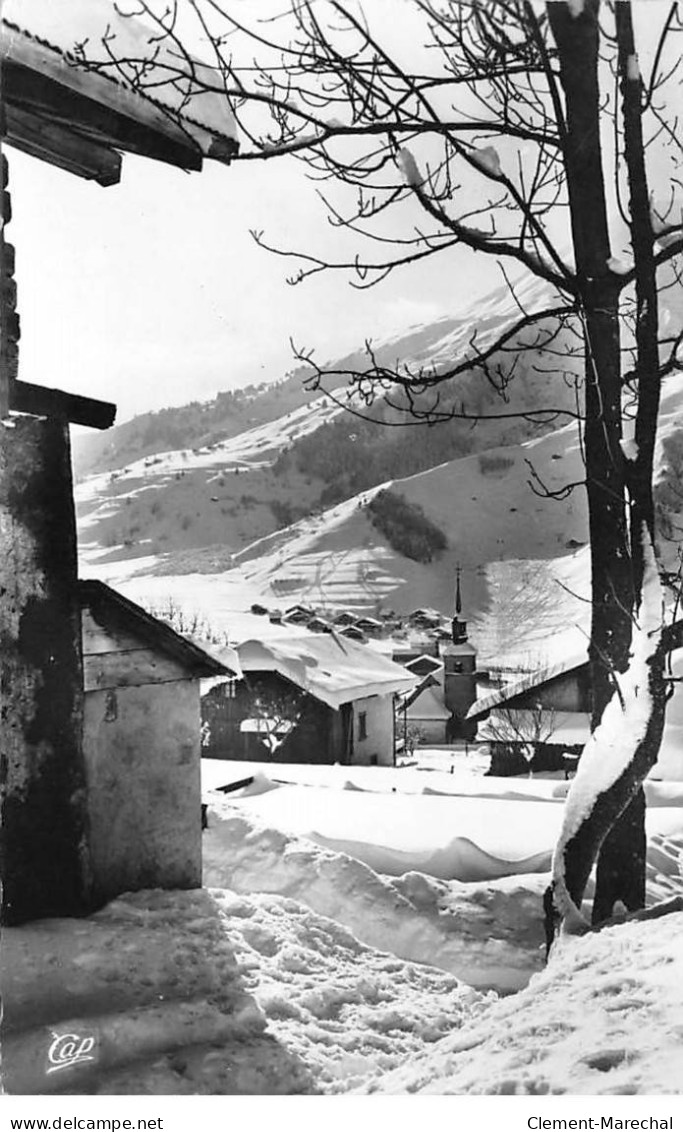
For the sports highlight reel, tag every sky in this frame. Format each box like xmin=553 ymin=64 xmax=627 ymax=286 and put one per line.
xmin=8 ymin=110 xmax=488 ymax=422
xmin=7 ymin=1 xmax=676 ymax=424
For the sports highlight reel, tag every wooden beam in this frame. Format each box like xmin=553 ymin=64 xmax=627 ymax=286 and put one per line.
xmin=11 ymin=380 xmax=117 ymax=429
xmin=4 ymin=103 xmax=121 ymax=186
xmin=5 ymin=62 xmax=203 ymax=173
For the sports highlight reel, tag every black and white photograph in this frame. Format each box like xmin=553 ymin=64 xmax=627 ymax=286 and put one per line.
xmin=2 ymin=0 xmax=683 ymax=1111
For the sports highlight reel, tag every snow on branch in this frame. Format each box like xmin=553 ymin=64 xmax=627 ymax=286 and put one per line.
xmin=469 ymin=146 xmax=502 ymax=178
xmin=397 ymin=147 xmax=423 ymax=188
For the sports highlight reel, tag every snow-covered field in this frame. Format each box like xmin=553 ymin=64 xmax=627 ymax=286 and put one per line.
xmin=202 ymin=758 xmax=683 ymax=888
xmin=5 ymin=751 xmax=683 ymax=1096
xmin=6 ymin=791 xmax=683 ymax=1096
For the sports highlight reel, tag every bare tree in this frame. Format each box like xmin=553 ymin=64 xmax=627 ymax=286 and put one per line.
xmin=484 ymin=702 xmax=559 ymax=770
xmin=76 ymin=1 xmax=683 ymax=933
xmin=244 ymin=679 xmax=305 ymax=756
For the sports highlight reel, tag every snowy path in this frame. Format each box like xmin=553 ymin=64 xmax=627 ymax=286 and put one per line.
xmin=203 ymin=812 xmax=549 ymax=993
xmin=1 ymin=887 xmax=484 ymax=1095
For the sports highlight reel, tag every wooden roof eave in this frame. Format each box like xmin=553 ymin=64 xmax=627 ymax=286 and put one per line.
xmin=4 ymin=101 xmax=123 ymax=186
xmin=0 ymin=12 xmax=239 ymax=184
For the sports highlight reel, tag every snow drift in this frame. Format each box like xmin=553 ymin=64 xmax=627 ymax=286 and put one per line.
xmin=364 ymin=910 xmax=683 ymax=1094
xmin=203 ymin=808 xmax=549 ymax=992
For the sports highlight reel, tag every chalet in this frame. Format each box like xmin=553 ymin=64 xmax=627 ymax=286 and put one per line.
xmin=466 ymin=653 xmax=591 ymax=773
xmin=340 ymin=625 xmax=366 ymax=642
xmin=202 ymin=634 xmax=416 ymax=766
xmin=283 ymin=604 xmax=315 ymax=625
xmin=463 ymin=646 xmax=683 ymax=779
xmin=408 ymin=608 xmax=443 ymax=629
xmin=307 ymin=616 xmax=332 ymax=634
xmin=333 ymin=611 xmax=357 ymax=627
xmin=79 ymin=581 xmax=234 ymax=904
xmin=354 ymin=616 xmax=383 ymax=637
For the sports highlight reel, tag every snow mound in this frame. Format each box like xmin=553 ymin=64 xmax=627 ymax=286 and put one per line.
xmin=237 ymin=770 xmax=281 ymax=797
xmin=312 ymin=831 xmax=551 ymax=882
xmin=203 ymin=810 xmax=548 ymax=992
xmin=365 ymin=910 xmax=683 ymax=1095
xmin=219 ymin=780 xmax=566 ymax=870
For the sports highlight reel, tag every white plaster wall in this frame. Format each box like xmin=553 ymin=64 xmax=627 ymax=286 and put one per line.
xmin=83 ymin=679 xmax=202 ymax=903
xmin=351 ymin=694 xmax=395 ymax=766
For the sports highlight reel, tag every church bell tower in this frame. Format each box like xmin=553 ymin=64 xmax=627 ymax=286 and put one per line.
xmin=443 ymin=566 xmax=477 ymax=740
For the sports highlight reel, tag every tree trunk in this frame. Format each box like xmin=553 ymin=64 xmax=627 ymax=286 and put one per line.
xmin=593 ymin=789 xmax=646 ymax=922
xmin=592 ymin=1 xmax=664 ymax=923
xmin=547 ymin=0 xmax=635 ymax=917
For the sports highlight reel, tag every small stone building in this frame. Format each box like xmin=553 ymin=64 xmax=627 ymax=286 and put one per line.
xmin=79 ymin=580 xmax=231 ymax=904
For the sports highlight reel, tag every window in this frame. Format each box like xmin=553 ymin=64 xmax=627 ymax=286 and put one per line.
xmin=358 ymin=711 xmax=368 ymax=741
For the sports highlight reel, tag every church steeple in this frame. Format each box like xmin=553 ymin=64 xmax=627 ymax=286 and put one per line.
xmin=451 ymin=564 xmax=467 ymax=644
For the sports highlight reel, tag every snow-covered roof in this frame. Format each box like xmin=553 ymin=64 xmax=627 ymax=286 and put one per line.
xmin=467 ymin=653 xmax=589 ymax=719
xmin=405 ymin=654 xmax=444 ymax=677
xmin=237 ymin=635 xmax=417 ymax=711
xmin=1 ymin=0 xmax=238 ymax=182
xmin=406 ymin=685 xmax=451 ymax=722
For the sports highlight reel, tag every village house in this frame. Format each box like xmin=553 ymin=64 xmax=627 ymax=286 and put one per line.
xmin=466 ymin=648 xmax=683 ymax=778
xmin=466 ymin=654 xmax=592 ymax=774
xmin=400 ymin=675 xmax=452 ymax=747
xmin=408 ymin=608 xmax=443 ymax=630
xmin=340 ymin=625 xmax=367 ymax=642
xmin=202 ymin=634 xmax=416 ymax=765
xmin=79 ymin=581 xmax=235 ymax=904
xmin=333 ymin=610 xmax=357 ymax=627
xmin=354 ymin=615 xmax=384 ymax=637
xmin=283 ymin=604 xmax=316 ymax=625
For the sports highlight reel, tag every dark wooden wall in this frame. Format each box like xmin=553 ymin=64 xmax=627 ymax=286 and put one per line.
xmin=202 ymin=671 xmax=343 ymax=764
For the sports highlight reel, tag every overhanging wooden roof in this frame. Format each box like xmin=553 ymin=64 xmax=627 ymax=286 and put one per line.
xmin=0 ymin=0 xmax=239 ymax=185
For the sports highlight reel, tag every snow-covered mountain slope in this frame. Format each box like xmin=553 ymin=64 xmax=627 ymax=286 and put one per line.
xmin=76 ymin=390 xmax=345 ymax=565
xmin=79 ymin=375 xmax=683 ymax=669
xmin=74 ymin=267 xmax=583 ymax=570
